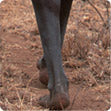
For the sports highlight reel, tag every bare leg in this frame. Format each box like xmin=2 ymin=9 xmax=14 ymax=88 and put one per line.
xmin=32 ymin=0 xmax=69 ymax=109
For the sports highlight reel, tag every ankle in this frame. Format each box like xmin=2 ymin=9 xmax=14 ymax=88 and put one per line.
xmin=55 ymin=81 xmax=69 ymax=94
xmin=37 ymin=57 xmax=46 ymax=69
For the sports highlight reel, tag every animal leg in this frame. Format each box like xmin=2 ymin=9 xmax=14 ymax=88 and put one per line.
xmin=32 ymin=0 xmax=70 ymax=109
xmin=37 ymin=0 xmax=73 ymax=86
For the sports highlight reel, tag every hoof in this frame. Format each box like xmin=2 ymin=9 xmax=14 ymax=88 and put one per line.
xmin=38 ymin=95 xmax=50 ymax=108
xmin=38 ymin=93 xmax=70 ymax=110
xmin=39 ymin=68 xmax=49 ymax=86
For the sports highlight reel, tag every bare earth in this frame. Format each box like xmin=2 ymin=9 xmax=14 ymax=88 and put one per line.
xmin=0 ymin=0 xmax=110 ymax=110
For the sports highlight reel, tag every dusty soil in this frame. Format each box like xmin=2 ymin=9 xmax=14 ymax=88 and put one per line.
xmin=0 ymin=0 xmax=110 ymax=110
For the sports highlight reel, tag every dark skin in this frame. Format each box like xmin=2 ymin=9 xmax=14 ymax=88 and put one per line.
xmin=31 ymin=0 xmax=73 ymax=109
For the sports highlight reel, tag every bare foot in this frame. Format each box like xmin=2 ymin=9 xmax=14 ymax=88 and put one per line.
xmin=38 ymin=93 xmax=70 ymax=110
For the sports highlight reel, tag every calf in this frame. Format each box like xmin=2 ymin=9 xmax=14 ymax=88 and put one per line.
xmin=31 ymin=0 xmax=73 ymax=109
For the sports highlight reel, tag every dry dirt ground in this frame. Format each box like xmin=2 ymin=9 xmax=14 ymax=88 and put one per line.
xmin=0 ymin=0 xmax=110 ymax=110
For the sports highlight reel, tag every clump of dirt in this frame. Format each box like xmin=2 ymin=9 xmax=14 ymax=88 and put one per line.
xmin=0 ymin=0 xmax=110 ymax=110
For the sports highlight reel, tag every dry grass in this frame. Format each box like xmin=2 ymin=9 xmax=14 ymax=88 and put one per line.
xmin=0 ymin=0 xmax=110 ymax=110
xmin=62 ymin=0 xmax=110 ymax=86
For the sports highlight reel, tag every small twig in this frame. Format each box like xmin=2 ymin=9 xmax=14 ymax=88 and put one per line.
xmin=104 ymin=1 xmax=110 ymax=28
xmin=87 ymin=0 xmax=105 ymax=23
xmin=106 ymin=1 xmax=110 ymax=20
xmin=15 ymin=87 xmax=23 ymax=111
xmin=70 ymin=86 xmax=82 ymax=110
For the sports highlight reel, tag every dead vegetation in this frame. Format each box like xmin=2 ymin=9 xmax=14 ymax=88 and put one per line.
xmin=0 ymin=0 xmax=110 ymax=110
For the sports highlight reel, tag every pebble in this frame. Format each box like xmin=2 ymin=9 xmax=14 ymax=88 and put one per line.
xmin=0 ymin=107 xmax=3 ymax=111
xmin=0 ymin=0 xmax=3 ymax=3
xmin=108 ymin=107 xmax=111 ymax=111
xmin=107 ymin=0 xmax=111 ymax=3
